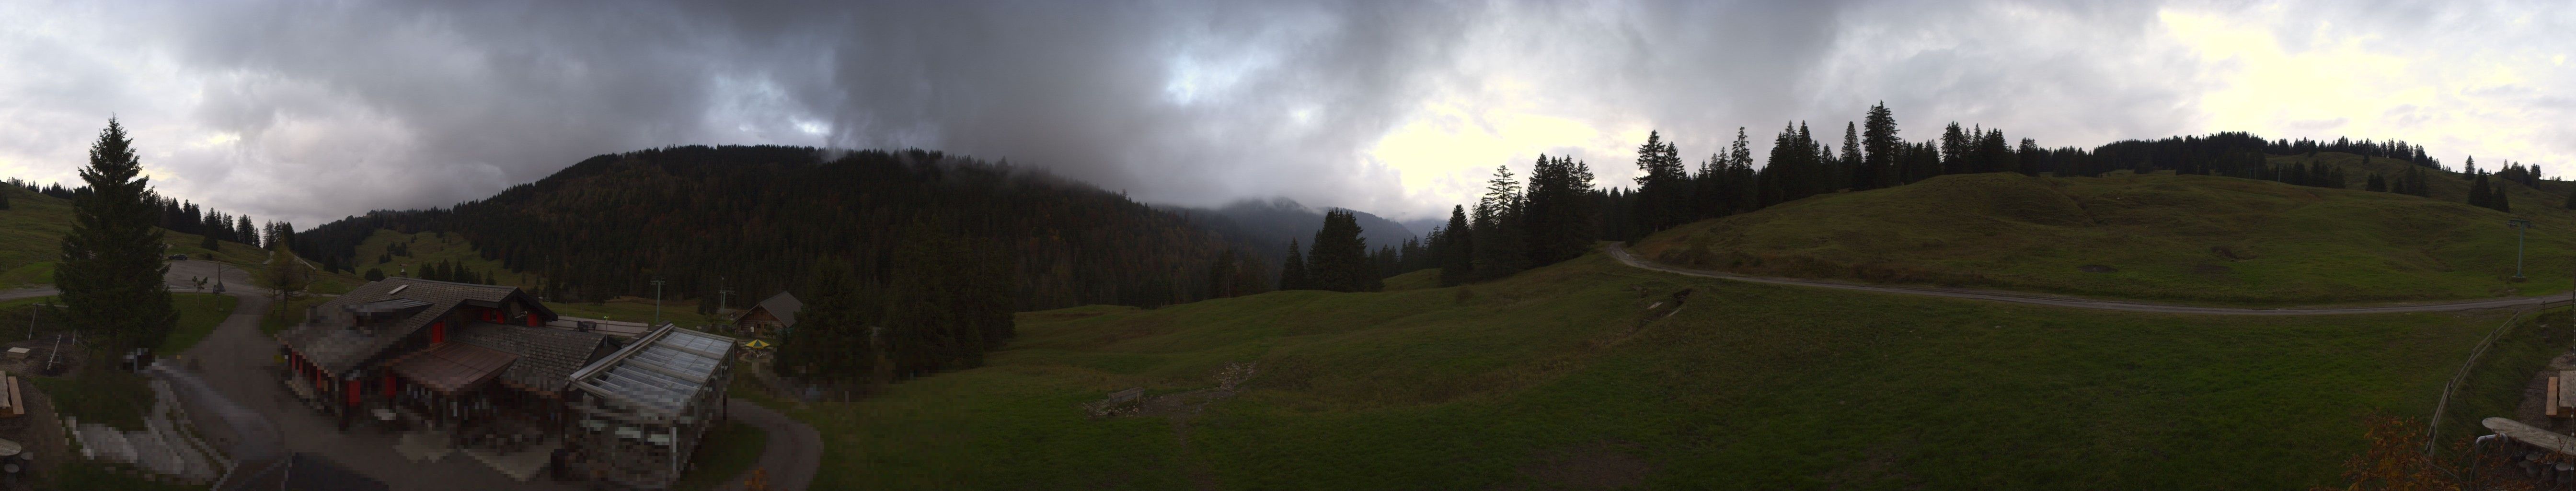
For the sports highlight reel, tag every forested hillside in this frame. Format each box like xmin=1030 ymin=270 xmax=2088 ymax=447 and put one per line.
xmin=297 ymin=145 xmax=1263 ymax=311
xmin=1159 ymin=198 xmax=1416 ymax=266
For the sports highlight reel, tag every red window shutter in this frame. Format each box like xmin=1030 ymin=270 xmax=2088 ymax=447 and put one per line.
xmin=384 ymin=374 xmax=396 ymax=395
xmin=347 ymin=379 xmax=362 ymax=406
xmin=527 ymin=314 xmax=540 ymax=327
xmin=432 ymin=322 xmax=446 ymax=343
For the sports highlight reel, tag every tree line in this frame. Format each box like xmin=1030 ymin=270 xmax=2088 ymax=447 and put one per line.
xmin=1348 ymin=103 xmax=2520 ymax=289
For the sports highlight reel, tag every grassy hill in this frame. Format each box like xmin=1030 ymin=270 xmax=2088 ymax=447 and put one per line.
xmin=347 ymin=229 xmax=536 ymax=289
xmin=1633 ymin=154 xmax=2576 ymax=305
xmin=0 ymin=185 xmax=277 ymax=289
xmin=753 ymin=251 xmax=2558 ymax=490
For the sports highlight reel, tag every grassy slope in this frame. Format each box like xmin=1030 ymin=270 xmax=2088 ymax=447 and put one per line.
xmin=349 ymin=229 xmax=536 ymax=289
xmin=1635 ymin=154 xmax=2576 ymax=305
xmin=0 ymin=185 xmax=283 ymax=289
xmin=767 ymin=252 xmax=2553 ymax=490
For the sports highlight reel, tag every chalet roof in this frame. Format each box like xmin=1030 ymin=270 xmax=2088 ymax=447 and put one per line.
xmin=753 ymin=291 xmax=801 ymax=327
xmin=385 ymin=342 xmax=518 ymax=394
xmin=450 ymin=322 xmax=615 ymax=394
xmin=570 ymin=325 xmax=737 ymax=417
xmin=280 ymin=277 xmax=558 ymax=375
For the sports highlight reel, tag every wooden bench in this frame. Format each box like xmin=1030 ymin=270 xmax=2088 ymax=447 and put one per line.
xmin=2555 ymin=372 xmax=2576 ymax=418
xmin=0 ymin=372 xmax=22 ymax=418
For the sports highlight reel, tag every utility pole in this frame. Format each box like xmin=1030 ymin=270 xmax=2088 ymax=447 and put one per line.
xmin=717 ymin=276 xmax=734 ymax=317
xmin=2510 ymin=219 xmax=2535 ymax=281
xmin=652 ymin=276 xmax=667 ymax=326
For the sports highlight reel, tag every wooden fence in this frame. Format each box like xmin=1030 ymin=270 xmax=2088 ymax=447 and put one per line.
xmin=2425 ymin=300 xmax=2573 ymax=454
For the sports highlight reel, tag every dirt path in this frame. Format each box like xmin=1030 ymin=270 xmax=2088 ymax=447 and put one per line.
xmin=716 ymin=399 xmax=822 ymax=491
xmin=0 ymin=287 xmax=58 ymax=302
xmin=1605 ymin=243 xmax=2559 ymax=316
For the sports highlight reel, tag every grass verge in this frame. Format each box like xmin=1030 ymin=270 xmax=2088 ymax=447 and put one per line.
xmin=673 ymin=421 xmax=770 ymax=491
xmin=159 ymin=293 xmax=238 ymax=354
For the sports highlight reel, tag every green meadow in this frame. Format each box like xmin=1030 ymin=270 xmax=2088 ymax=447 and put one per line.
xmin=753 ymin=252 xmax=2558 ymax=490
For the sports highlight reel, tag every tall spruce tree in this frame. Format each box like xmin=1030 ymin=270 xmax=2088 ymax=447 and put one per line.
xmin=774 ymin=257 xmax=869 ymax=380
xmin=1305 ymin=210 xmax=1376 ymax=292
xmin=1840 ymin=122 xmax=1863 ymax=187
xmin=1861 ymin=103 xmax=1900 ymax=188
xmin=58 ymin=118 xmax=178 ymax=351
xmin=1472 ymin=165 xmax=1529 ymax=281
xmin=1437 ymin=205 xmax=1474 ymax=286
xmin=1522 ymin=155 xmax=1598 ymax=265
xmin=1630 ymin=131 xmax=1690 ymax=234
xmin=2469 ymin=175 xmax=2495 ymax=210
xmin=1725 ymin=128 xmax=1756 ymax=213
xmin=1277 ymin=239 xmax=1310 ymax=291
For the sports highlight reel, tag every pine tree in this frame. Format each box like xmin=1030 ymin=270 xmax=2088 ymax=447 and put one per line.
xmin=365 ymin=268 xmax=385 ymax=281
xmin=1472 ymin=165 xmax=1528 ymax=281
xmin=0 ymin=186 xmax=10 ymax=210
xmin=2469 ymin=175 xmax=2494 ymax=210
xmin=1305 ymin=210 xmax=1378 ymax=292
xmin=1840 ymin=122 xmax=1863 ymax=186
xmin=2365 ymin=173 xmax=2386 ymax=192
xmin=1940 ymin=122 xmax=1969 ymax=175
xmin=1437 ymin=205 xmax=1473 ymax=286
xmin=1726 ymin=128 xmax=1756 ymax=213
xmin=775 ymin=257 xmax=871 ymax=380
xmin=1277 ymin=239 xmax=1309 ymax=291
xmin=1523 ymin=155 xmax=1598 ymax=265
xmin=1630 ymin=131 xmax=1690 ymax=234
xmin=57 ymin=118 xmax=178 ymax=351
xmin=1861 ymin=103 xmax=1900 ymax=188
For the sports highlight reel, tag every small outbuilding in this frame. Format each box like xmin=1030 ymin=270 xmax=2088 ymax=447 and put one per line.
xmin=732 ymin=291 xmax=800 ymax=338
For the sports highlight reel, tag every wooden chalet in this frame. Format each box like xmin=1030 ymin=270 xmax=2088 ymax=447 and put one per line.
xmin=277 ymin=278 xmax=615 ymax=443
xmin=732 ymin=291 xmax=799 ymax=337
xmin=279 ymin=277 xmax=746 ymax=489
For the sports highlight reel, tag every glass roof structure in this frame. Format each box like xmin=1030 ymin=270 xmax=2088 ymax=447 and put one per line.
xmin=570 ymin=325 xmax=736 ymax=415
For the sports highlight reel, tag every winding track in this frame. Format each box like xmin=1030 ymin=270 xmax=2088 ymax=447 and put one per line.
xmin=1605 ymin=243 xmax=2561 ymax=316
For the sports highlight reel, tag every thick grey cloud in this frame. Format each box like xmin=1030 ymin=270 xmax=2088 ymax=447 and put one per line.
xmin=0 ymin=0 xmax=2568 ymax=226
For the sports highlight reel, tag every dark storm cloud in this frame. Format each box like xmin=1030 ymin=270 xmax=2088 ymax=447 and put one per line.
xmin=1 ymin=0 xmax=2567 ymax=225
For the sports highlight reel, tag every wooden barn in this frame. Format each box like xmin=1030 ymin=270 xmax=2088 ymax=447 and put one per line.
xmin=732 ymin=291 xmax=799 ymax=337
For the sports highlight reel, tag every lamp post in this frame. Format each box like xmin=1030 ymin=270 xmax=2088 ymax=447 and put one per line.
xmin=2509 ymin=219 xmax=2535 ymax=281
xmin=651 ymin=276 xmax=666 ymax=327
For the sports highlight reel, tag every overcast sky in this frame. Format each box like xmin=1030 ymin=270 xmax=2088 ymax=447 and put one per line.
xmin=1 ymin=0 xmax=2570 ymax=226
